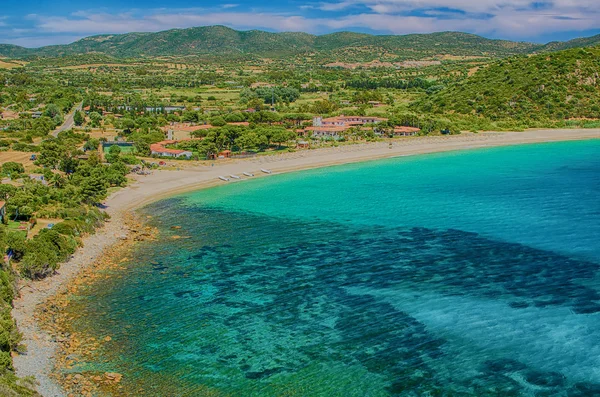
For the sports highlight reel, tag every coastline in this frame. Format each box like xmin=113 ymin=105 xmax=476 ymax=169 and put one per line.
xmin=11 ymin=128 xmax=600 ymax=397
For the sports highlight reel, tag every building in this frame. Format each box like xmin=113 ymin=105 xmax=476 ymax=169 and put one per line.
xmin=150 ymin=141 xmax=193 ymax=159
xmin=301 ymin=115 xmax=389 ymax=140
xmin=29 ymin=174 xmax=47 ymax=185
xmin=302 ymin=126 xmax=347 ymax=139
xmin=315 ymin=115 xmax=388 ymax=127
xmin=392 ymin=126 xmax=421 ymax=137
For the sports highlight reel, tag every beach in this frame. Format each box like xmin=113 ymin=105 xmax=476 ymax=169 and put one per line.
xmin=11 ymin=128 xmax=600 ymax=397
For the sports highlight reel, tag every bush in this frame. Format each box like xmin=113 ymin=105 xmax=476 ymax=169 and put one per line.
xmin=1 ymin=163 xmax=24 ymax=177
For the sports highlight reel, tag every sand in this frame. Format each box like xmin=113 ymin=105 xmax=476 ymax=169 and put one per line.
xmin=11 ymin=129 xmax=600 ymax=396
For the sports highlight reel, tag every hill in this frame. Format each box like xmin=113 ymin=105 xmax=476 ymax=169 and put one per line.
xmin=0 ymin=44 xmax=32 ymax=58
xmin=0 ymin=26 xmax=538 ymax=60
xmin=542 ymin=34 xmax=600 ymax=52
xmin=417 ymin=47 xmax=600 ymax=121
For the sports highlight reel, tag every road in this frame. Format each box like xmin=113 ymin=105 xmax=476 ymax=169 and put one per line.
xmin=52 ymin=101 xmax=83 ymax=137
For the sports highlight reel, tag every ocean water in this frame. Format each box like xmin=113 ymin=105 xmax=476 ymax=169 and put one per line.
xmin=67 ymin=140 xmax=600 ymax=396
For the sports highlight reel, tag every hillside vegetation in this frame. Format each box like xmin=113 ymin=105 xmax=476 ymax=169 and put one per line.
xmin=417 ymin=47 xmax=600 ymax=122
xmin=0 ymin=26 xmax=542 ymax=61
xmin=542 ymin=34 xmax=600 ymax=52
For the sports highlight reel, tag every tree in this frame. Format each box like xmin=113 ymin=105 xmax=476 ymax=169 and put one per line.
xmin=235 ymin=133 xmax=259 ymax=152
xmin=0 ymin=185 xmax=16 ymax=200
xmin=89 ymin=112 xmax=102 ymax=127
xmin=210 ymin=116 xmax=227 ymax=127
xmin=1 ymin=162 xmax=25 ymax=177
xmin=43 ymin=104 xmax=61 ymax=119
xmin=271 ymin=129 xmax=295 ymax=149
xmin=79 ymin=174 xmax=108 ymax=204
xmin=36 ymin=139 xmax=66 ymax=169
xmin=73 ymin=110 xmax=85 ymax=126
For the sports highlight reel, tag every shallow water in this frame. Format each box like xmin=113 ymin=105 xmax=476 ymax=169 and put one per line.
xmin=67 ymin=140 xmax=600 ymax=396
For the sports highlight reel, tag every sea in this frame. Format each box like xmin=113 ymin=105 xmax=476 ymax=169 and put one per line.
xmin=64 ymin=140 xmax=600 ymax=396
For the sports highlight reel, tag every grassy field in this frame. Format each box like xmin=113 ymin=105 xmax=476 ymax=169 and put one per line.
xmin=6 ymin=221 xmax=28 ymax=237
xmin=103 ymin=145 xmax=136 ymax=154
xmin=0 ymin=150 xmax=37 ymax=170
xmin=29 ymin=218 xmax=62 ymax=238
xmin=0 ymin=60 xmax=22 ymax=69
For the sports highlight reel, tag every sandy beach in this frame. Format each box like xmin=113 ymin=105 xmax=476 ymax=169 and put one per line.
xmin=11 ymin=129 xmax=600 ymax=396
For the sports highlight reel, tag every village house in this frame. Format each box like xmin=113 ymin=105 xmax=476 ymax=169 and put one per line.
xmin=393 ymin=126 xmax=421 ymax=137
xmin=29 ymin=174 xmax=47 ymax=185
xmin=150 ymin=141 xmax=193 ymax=159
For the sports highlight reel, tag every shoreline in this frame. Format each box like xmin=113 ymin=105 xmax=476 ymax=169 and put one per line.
xmin=11 ymin=129 xmax=600 ymax=397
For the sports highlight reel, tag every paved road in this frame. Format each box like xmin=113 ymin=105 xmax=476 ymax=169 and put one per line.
xmin=52 ymin=101 xmax=83 ymax=137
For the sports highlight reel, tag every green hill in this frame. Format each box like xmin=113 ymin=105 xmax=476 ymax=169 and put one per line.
xmin=0 ymin=44 xmax=32 ymax=58
xmin=0 ymin=26 xmax=538 ymax=60
xmin=417 ymin=47 xmax=600 ymax=121
xmin=542 ymin=34 xmax=600 ymax=52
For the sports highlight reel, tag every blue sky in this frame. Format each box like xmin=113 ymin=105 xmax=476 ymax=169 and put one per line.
xmin=2 ymin=0 xmax=600 ymax=47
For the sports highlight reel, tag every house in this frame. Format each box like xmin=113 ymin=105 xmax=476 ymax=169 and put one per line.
xmin=393 ymin=126 xmax=421 ymax=137
xmin=31 ymin=111 xmax=43 ymax=119
xmin=150 ymin=141 xmax=193 ymax=159
xmin=0 ymin=201 xmax=5 ymax=220
xmin=297 ymin=141 xmax=310 ymax=149
xmin=29 ymin=174 xmax=47 ymax=184
xmin=208 ymin=150 xmax=232 ymax=160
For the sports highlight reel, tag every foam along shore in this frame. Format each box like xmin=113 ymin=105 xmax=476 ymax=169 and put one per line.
xmin=11 ymin=128 xmax=600 ymax=397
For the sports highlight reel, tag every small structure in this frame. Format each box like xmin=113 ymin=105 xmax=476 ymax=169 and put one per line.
xmin=150 ymin=141 xmax=193 ymax=159
xmin=0 ymin=201 xmax=6 ymax=220
xmin=219 ymin=150 xmax=231 ymax=158
xmin=297 ymin=141 xmax=310 ymax=149
xmin=29 ymin=174 xmax=47 ymax=185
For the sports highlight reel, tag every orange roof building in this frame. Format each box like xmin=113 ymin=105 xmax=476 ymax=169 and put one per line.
xmin=150 ymin=141 xmax=193 ymax=158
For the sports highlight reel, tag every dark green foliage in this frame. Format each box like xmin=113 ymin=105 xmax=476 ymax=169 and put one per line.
xmin=417 ymin=47 xmax=600 ymax=122
xmin=73 ymin=110 xmax=84 ymax=126
xmin=0 ymin=229 xmax=39 ymax=395
xmin=1 ymin=163 xmax=24 ymax=178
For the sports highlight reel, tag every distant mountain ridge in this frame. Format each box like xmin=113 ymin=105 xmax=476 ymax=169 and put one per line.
xmin=1 ymin=25 xmax=600 ymax=60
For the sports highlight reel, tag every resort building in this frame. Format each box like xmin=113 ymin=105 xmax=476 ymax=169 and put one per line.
xmin=314 ymin=115 xmax=388 ymax=127
xmin=392 ymin=126 xmax=421 ymax=136
xmin=298 ymin=115 xmax=389 ymax=140
xmin=150 ymin=140 xmax=193 ymax=159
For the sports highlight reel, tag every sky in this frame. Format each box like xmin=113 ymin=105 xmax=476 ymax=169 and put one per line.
xmin=1 ymin=0 xmax=600 ymax=48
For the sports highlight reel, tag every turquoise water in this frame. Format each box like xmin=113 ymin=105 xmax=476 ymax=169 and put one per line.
xmin=69 ymin=140 xmax=600 ymax=396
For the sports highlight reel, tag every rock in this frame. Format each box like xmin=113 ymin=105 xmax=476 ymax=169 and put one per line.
xmin=105 ymin=372 xmax=123 ymax=383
